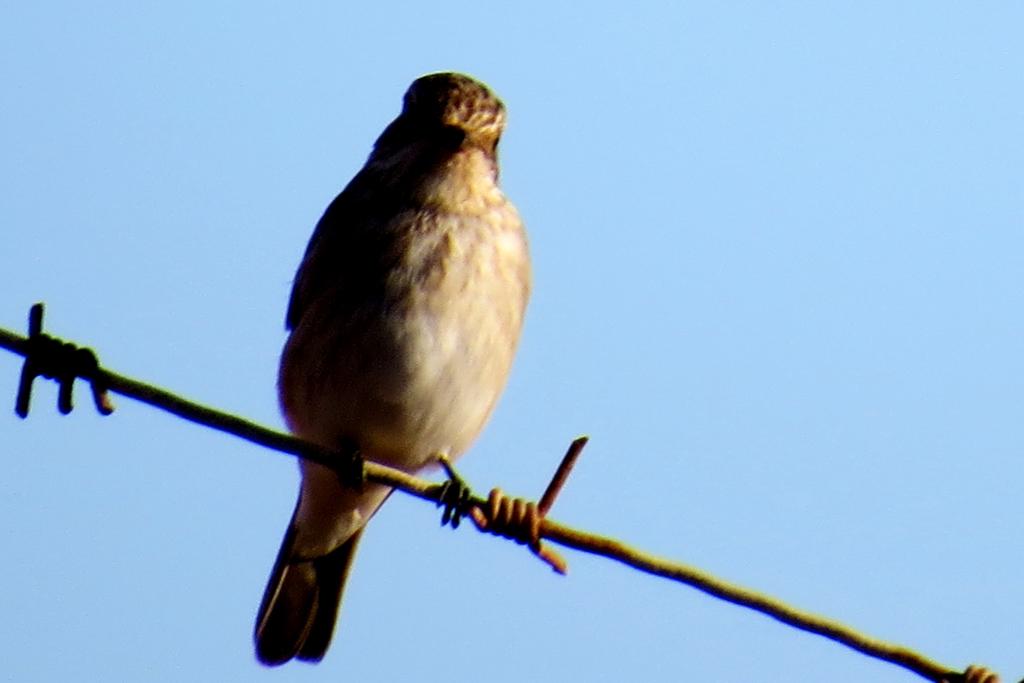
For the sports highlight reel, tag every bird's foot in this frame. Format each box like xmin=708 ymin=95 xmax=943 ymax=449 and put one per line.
xmin=334 ymin=439 xmax=365 ymax=491
xmin=436 ymin=454 xmax=473 ymax=529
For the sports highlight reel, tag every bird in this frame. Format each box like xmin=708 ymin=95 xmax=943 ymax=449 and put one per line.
xmin=254 ymin=72 xmax=531 ymax=666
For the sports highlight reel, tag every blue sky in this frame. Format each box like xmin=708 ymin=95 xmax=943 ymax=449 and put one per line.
xmin=2 ymin=3 xmax=1022 ymax=681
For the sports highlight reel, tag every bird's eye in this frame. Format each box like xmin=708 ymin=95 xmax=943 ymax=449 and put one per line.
xmin=439 ymin=124 xmax=466 ymax=149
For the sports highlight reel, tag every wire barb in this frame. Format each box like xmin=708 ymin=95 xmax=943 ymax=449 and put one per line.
xmin=538 ymin=435 xmax=587 ymax=516
xmin=941 ymin=664 xmax=1002 ymax=683
xmin=468 ymin=437 xmax=587 ymax=575
xmin=14 ymin=303 xmax=114 ymax=418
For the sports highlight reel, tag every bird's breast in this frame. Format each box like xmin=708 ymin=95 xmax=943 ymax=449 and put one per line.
xmin=280 ymin=199 xmax=529 ymax=473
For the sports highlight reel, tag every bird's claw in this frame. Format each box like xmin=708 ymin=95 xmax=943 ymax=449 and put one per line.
xmin=436 ymin=454 xmax=473 ymax=529
xmin=334 ymin=441 xmax=366 ymax=491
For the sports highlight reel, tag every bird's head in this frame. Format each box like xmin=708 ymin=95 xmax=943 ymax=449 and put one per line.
xmin=373 ymin=72 xmax=506 ymax=157
xmin=401 ymin=72 xmax=506 ymax=146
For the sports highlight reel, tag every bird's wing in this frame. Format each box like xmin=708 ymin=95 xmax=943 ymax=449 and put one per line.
xmin=285 ymin=172 xmax=378 ymax=331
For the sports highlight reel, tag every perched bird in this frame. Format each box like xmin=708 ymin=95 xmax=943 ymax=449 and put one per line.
xmin=255 ymin=72 xmax=531 ymax=665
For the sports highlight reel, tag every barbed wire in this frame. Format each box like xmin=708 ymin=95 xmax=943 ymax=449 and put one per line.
xmin=0 ymin=303 xmax=1006 ymax=683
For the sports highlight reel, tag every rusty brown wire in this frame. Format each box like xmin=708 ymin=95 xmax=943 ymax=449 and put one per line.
xmin=0 ymin=303 xmax=1008 ymax=683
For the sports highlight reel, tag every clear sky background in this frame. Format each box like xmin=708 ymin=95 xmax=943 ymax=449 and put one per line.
xmin=1 ymin=3 xmax=1021 ymax=682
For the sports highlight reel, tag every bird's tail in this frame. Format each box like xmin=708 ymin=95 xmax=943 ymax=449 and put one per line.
xmin=254 ymin=517 xmax=362 ymax=666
